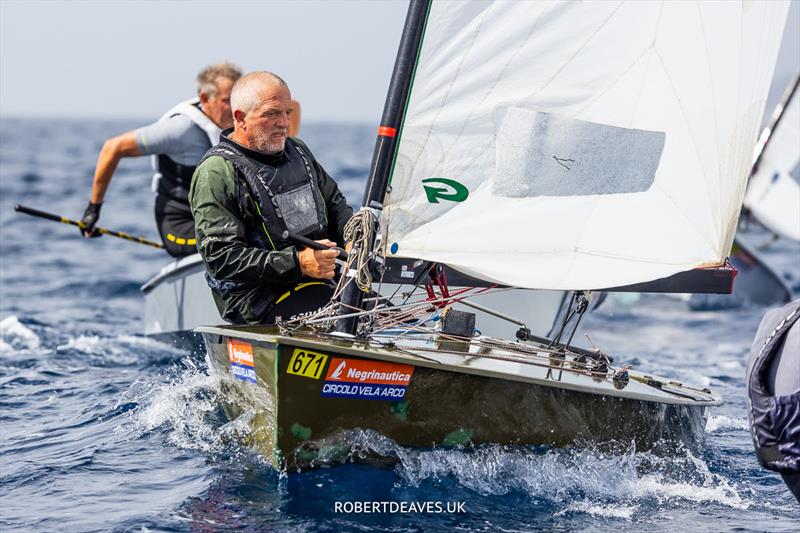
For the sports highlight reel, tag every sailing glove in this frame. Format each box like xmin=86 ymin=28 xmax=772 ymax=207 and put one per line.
xmin=80 ymin=201 xmax=102 ymax=238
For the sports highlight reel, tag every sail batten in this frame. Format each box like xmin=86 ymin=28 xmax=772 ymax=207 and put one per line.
xmin=383 ymin=0 xmax=789 ymax=290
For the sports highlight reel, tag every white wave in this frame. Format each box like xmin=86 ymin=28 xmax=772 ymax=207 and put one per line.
xmin=115 ymin=335 xmax=186 ymax=354
xmin=57 ymin=335 xmax=102 ymax=353
xmin=0 ymin=315 xmax=41 ymax=352
xmin=118 ymin=358 xmax=238 ymax=455
xmin=631 ymin=472 xmax=746 ymax=508
xmin=55 ymin=333 xmax=184 ymax=365
xmin=706 ymin=415 xmax=749 ymax=433
xmin=667 ymin=368 xmax=713 ymax=388
xmin=556 ymin=500 xmax=638 ymax=519
xmin=712 ymin=359 xmax=746 ymax=378
xmin=698 ymin=375 xmax=713 ymax=387
xmin=0 ymin=338 xmax=14 ymax=356
xmin=390 ymin=444 xmax=750 ymax=511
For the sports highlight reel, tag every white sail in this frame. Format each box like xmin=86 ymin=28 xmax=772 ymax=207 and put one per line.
xmin=743 ymin=75 xmax=800 ymax=241
xmin=383 ymin=0 xmax=789 ymax=289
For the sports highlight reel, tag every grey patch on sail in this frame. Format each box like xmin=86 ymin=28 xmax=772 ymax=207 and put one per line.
xmin=493 ymin=108 xmax=664 ymax=198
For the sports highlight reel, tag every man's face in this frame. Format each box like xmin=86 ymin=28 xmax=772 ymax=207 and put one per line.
xmin=202 ymin=77 xmax=235 ymax=129
xmin=239 ymin=84 xmax=293 ymax=154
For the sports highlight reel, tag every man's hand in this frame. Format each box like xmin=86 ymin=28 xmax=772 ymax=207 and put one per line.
xmin=80 ymin=201 xmax=102 ymax=238
xmin=297 ymin=239 xmax=339 ymax=279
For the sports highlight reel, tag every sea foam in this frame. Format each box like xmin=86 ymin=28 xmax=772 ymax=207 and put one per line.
xmin=0 ymin=315 xmax=41 ymax=353
xmin=706 ymin=415 xmax=749 ymax=433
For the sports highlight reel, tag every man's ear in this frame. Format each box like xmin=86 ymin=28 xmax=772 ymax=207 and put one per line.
xmin=233 ymin=109 xmax=246 ymax=127
xmin=199 ymin=90 xmax=210 ymax=104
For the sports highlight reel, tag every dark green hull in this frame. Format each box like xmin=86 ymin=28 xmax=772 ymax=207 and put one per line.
xmin=200 ymin=325 xmax=716 ymax=471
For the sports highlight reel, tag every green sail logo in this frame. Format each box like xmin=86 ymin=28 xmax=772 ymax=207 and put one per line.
xmin=422 ymin=178 xmax=469 ymax=204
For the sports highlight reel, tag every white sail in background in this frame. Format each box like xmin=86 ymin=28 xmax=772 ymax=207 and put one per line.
xmin=383 ymin=0 xmax=789 ymax=289
xmin=743 ymin=74 xmax=800 ymax=241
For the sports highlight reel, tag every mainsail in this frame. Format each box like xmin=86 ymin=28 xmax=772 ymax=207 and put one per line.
xmin=382 ymin=0 xmax=790 ymax=290
xmin=743 ymin=73 xmax=800 ymax=241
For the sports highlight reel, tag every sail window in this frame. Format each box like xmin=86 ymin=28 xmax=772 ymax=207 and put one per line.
xmin=493 ymin=108 xmax=665 ymax=198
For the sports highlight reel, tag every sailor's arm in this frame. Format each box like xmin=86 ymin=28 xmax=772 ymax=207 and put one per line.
xmin=80 ymin=130 xmax=142 ymax=236
xmin=190 ymin=157 xmax=306 ymax=285
xmin=90 ymin=131 xmax=143 ymax=203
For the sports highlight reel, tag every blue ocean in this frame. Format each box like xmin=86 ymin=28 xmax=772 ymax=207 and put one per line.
xmin=1 ymin=117 xmax=798 ymax=532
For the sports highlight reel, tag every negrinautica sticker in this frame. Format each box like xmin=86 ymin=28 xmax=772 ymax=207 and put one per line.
xmin=321 ymin=357 xmax=414 ymax=400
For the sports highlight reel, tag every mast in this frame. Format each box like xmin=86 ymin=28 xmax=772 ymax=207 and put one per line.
xmin=335 ymin=0 xmax=431 ymax=335
xmin=751 ymin=72 xmax=800 ymax=174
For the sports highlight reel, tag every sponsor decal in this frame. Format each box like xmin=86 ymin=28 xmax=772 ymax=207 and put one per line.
xmin=321 ymin=382 xmax=409 ymax=400
xmin=226 ymin=338 xmax=256 ymax=383
xmin=227 ymin=339 xmax=254 ymax=366
xmin=230 ymin=362 xmax=257 ymax=384
xmin=400 ymin=264 xmax=415 ymax=279
xmin=287 ymin=348 xmax=329 ymax=379
xmin=322 ymin=357 xmax=414 ymax=400
xmin=422 ymin=178 xmax=469 ymax=204
xmin=325 ymin=358 xmax=413 ymax=385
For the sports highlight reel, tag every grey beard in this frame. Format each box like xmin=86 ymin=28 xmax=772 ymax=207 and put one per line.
xmin=254 ymin=135 xmax=286 ymax=155
xmin=253 ymin=131 xmax=286 ymax=155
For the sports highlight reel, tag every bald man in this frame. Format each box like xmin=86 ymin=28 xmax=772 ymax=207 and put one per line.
xmin=189 ymin=72 xmax=352 ymax=325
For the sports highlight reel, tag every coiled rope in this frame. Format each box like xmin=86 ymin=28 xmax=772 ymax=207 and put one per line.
xmin=340 ymin=208 xmax=379 ymax=293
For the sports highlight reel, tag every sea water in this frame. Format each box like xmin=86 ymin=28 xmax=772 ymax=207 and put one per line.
xmin=1 ymin=117 xmax=798 ymax=532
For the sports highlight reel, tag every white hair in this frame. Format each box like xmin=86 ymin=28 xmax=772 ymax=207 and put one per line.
xmin=230 ymin=71 xmax=287 ymax=116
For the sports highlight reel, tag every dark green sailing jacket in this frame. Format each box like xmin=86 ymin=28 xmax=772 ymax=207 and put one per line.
xmin=189 ymin=134 xmax=352 ymax=324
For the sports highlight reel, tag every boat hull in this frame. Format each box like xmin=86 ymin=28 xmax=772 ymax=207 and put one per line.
xmin=201 ymin=327 xmax=714 ymax=471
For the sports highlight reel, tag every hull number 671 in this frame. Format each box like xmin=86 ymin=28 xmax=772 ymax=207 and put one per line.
xmin=287 ymin=348 xmax=329 ymax=379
